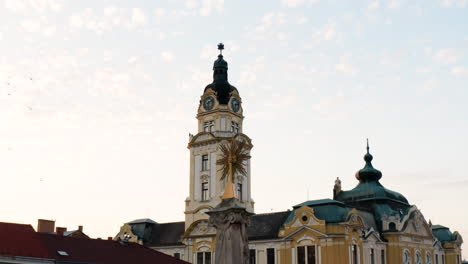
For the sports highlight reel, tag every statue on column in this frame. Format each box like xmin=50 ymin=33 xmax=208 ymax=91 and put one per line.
xmin=207 ymin=139 xmax=252 ymax=264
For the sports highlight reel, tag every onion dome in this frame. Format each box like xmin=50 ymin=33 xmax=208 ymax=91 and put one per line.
xmin=355 ymin=139 xmax=382 ymax=182
xmin=204 ymin=43 xmax=238 ymax=104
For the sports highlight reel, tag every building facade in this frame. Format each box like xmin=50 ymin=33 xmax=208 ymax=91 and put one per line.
xmin=115 ymin=45 xmax=463 ymax=264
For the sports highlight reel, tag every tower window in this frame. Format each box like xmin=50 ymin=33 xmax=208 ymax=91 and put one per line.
xmin=202 ymin=155 xmax=209 ymax=171
xmin=201 ymin=182 xmax=209 ymax=201
xmin=231 ymin=121 xmax=239 ymax=134
xmin=204 ymin=121 xmax=215 ymax=132
xmin=237 ymin=183 xmax=243 ymax=201
xmin=381 ymin=249 xmax=385 ymax=264
xmin=370 ymin=248 xmax=375 ymax=264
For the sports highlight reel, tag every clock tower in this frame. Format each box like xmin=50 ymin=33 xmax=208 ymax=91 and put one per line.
xmin=184 ymin=44 xmax=254 ymax=231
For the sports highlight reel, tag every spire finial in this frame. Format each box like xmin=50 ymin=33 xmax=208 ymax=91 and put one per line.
xmin=218 ymin=43 xmax=224 ymax=55
xmin=366 ymin=138 xmax=370 ymax=154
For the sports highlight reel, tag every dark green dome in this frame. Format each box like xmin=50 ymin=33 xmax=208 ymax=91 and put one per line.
xmin=336 ymin=141 xmax=409 ymax=206
xmin=336 ymin=181 xmax=409 ymax=206
xmin=213 ymin=54 xmax=228 ymax=70
xmin=355 ymin=143 xmax=382 ymax=182
xmin=203 ymin=43 xmax=238 ymax=105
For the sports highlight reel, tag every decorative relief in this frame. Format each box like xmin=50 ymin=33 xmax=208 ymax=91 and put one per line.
xmin=191 ymin=221 xmax=216 ymax=236
xmin=297 ymin=234 xmax=315 ymax=244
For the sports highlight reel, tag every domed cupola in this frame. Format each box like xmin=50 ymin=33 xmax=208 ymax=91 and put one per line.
xmin=334 ymin=140 xmax=410 ymax=207
xmin=355 ymin=140 xmax=383 ymax=182
xmin=204 ymin=43 xmax=238 ymax=105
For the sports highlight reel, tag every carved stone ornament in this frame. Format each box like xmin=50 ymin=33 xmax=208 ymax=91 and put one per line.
xmin=207 ymin=198 xmax=253 ymax=264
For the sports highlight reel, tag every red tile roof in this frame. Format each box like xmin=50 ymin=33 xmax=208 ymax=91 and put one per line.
xmin=0 ymin=221 xmax=188 ymax=264
xmin=0 ymin=222 xmax=51 ymax=259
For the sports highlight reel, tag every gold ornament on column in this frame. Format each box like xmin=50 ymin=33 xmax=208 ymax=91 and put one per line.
xmin=217 ymin=139 xmax=251 ymax=200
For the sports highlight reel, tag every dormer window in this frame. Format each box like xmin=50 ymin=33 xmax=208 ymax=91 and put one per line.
xmin=231 ymin=121 xmax=239 ymax=134
xmin=204 ymin=121 xmax=215 ymax=132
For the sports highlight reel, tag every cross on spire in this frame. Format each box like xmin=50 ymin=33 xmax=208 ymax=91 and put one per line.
xmin=218 ymin=43 xmax=224 ymax=55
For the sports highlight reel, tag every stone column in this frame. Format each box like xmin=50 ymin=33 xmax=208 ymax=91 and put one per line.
xmin=207 ymin=198 xmax=253 ymax=264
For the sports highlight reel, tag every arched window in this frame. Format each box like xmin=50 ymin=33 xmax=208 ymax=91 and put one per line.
xmin=427 ymin=252 xmax=432 ymax=264
xmin=416 ymin=251 xmax=422 ymax=264
xmin=389 ymin=222 xmax=397 ymax=231
xmin=403 ymin=249 xmax=411 ymax=264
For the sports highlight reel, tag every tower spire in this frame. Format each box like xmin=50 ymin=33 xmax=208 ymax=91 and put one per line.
xmin=366 ymin=138 xmax=370 ymax=154
xmin=355 ymin=138 xmax=382 ymax=182
xmin=218 ymin=43 xmax=224 ymax=55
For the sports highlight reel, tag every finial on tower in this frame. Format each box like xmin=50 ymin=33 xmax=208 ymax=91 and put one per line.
xmin=366 ymin=138 xmax=370 ymax=154
xmin=218 ymin=43 xmax=224 ymax=55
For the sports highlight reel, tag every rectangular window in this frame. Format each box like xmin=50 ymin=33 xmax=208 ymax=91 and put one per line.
xmin=267 ymin=248 xmax=275 ymax=264
xmin=352 ymin=245 xmax=358 ymax=264
xmin=436 ymin=254 xmax=439 ymax=264
xmin=202 ymin=182 xmax=209 ymax=201
xmin=249 ymin=249 xmax=256 ymax=264
xmin=197 ymin=252 xmax=203 ymax=264
xmin=203 ymin=121 xmax=215 ymax=132
xmin=197 ymin=252 xmax=211 ymax=264
xmin=370 ymin=248 xmax=375 ymax=264
xmin=381 ymin=249 xmax=385 ymax=264
xmin=298 ymin=246 xmax=315 ymax=264
xmin=174 ymin=253 xmax=180 ymax=259
xmin=307 ymin=246 xmax=316 ymax=264
xmin=231 ymin=121 xmax=239 ymax=134
xmin=202 ymin=155 xmax=209 ymax=171
xmin=442 ymin=255 xmax=445 ymax=264
xmin=205 ymin=252 xmax=211 ymax=264
xmin=298 ymin=246 xmax=306 ymax=264
xmin=237 ymin=183 xmax=243 ymax=201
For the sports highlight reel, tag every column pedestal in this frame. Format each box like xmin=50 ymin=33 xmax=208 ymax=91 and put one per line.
xmin=207 ymin=198 xmax=253 ymax=264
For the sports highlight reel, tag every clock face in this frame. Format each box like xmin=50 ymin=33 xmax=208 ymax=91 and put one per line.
xmin=203 ymin=96 xmax=215 ymax=111
xmin=231 ymin=98 xmax=240 ymax=112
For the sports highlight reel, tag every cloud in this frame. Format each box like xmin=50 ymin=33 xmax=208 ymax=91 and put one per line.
xmin=199 ymin=0 xmax=224 ymax=16
xmin=313 ymin=22 xmax=339 ymax=42
xmin=387 ymin=0 xmax=401 ymax=8
xmin=440 ymin=0 xmax=468 ymax=7
xmin=20 ymin=19 xmax=41 ymax=33
xmin=282 ymin=0 xmax=318 ymax=7
xmin=451 ymin=66 xmax=468 ymax=75
xmin=131 ymin=8 xmax=147 ymax=26
xmin=335 ymin=62 xmax=357 ymax=76
xmin=4 ymin=0 xmax=62 ymax=13
xmin=69 ymin=7 xmax=149 ymax=34
xmin=161 ymin=51 xmax=174 ymax=62
xmin=238 ymin=56 xmax=265 ymax=85
xmin=433 ymin=49 xmax=459 ymax=64
xmin=368 ymin=1 xmax=380 ymax=10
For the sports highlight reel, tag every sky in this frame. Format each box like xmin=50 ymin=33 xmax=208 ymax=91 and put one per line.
xmin=0 ymin=0 xmax=467 ymax=258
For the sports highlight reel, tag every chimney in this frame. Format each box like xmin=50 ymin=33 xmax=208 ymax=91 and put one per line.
xmin=37 ymin=219 xmax=55 ymax=233
xmin=56 ymin=227 xmax=67 ymax=236
xmin=78 ymin=225 xmax=83 ymax=232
